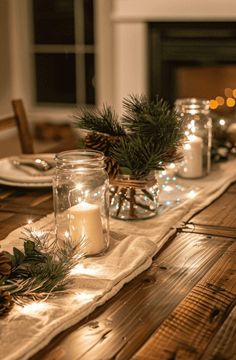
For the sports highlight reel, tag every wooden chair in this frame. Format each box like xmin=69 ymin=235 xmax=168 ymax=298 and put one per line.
xmin=0 ymin=99 xmax=34 ymax=154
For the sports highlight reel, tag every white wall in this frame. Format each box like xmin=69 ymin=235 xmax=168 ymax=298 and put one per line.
xmin=0 ymin=0 xmax=12 ymax=115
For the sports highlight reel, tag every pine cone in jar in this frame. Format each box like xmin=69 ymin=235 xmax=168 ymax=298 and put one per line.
xmin=85 ymin=132 xmax=110 ymax=154
xmin=85 ymin=132 xmax=122 ymax=155
xmin=104 ymin=157 xmax=120 ymax=178
xmin=0 ymin=252 xmax=12 ymax=277
xmin=0 ymin=290 xmax=14 ymax=316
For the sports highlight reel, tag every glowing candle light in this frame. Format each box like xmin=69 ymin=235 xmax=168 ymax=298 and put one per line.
xmin=179 ymin=134 xmax=203 ymax=178
xmin=69 ymin=202 xmax=105 ymax=256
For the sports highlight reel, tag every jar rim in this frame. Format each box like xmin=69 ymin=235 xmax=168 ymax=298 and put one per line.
xmin=175 ymin=98 xmax=209 ymax=105
xmin=175 ymin=98 xmax=210 ymax=115
xmin=55 ymin=149 xmax=104 ymax=164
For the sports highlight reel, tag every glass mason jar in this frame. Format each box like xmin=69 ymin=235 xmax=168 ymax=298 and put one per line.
xmin=53 ymin=150 xmax=109 ymax=257
xmin=109 ymin=172 xmax=159 ymax=220
xmin=175 ymin=98 xmax=212 ymax=178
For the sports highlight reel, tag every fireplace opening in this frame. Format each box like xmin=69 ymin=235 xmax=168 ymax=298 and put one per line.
xmin=148 ymin=22 xmax=236 ymax=113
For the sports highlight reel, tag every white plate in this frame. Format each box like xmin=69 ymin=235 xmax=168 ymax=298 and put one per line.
xmin=0 ymin=154 xmax=55 ymax=187
xmin=0 ymin=178 xmax=52 ymax=188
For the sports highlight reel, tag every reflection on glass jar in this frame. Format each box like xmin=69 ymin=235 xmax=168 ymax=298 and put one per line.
xmin=175 ymin=98 xmax=212 ymax=179
xmin=53 ymin=150 xmax=109 ymax=257
xmin=109 ymin=173 xmax=159 ymax=220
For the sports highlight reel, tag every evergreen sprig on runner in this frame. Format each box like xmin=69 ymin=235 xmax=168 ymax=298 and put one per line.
xmin=0 ymin=229 xmax=81 ymax=316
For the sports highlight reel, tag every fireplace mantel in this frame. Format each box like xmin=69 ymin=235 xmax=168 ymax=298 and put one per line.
xmin=112 ymin=0 xmax=236 ymax=113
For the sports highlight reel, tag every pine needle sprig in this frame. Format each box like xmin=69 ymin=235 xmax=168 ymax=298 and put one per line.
xmin=73 ymin=105 xmax=126 ymax=136
xmin=122 ymin=94 xmax=184 ymax=145
xmin=1 ymin=229 xmax=83 ymax=307
xmin=110 ymin=136 xmax=169 ymax=178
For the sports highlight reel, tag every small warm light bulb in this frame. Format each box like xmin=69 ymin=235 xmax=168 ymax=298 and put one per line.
xmin=169 ymin=163 xmax=176 ymax=169
xmin=216 ymin=96 xmax=225 ymax=106
xmin=226 ymin=97 xmax=235 ymax=107
xmin=74 ymin=292 xmax=95 ymax=302
xmin=27 ymin=219 xmax=33 ymax=224
xmin=70 ymin=263 xmax=99 ymax=276
xmin=187 ymin=190 xmax=197 ymax=199
xmin=64 ymin=230 xmax=70 ymax=238
xmin=163 ymin=185 xmax=173 ymax=192
xmin=19 ymin=302 xmax=49 ymax=315
xmin=224 ymin=88 xmax=233 ymax=98
xmin=219 ymin=119 xmax=226 ymax=126
xmin=209 ymin=100 xmax=218 ymax=110
xmin=183 ymin=143 xmax=191 ymax=150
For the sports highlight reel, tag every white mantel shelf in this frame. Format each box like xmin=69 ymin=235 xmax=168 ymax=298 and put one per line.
xmin=112 ymin=0 xmax=236 ymax=21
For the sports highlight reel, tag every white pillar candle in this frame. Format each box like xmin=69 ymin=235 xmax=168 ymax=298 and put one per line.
xmin=179 ymin=134 xmax=203 ymax=178
xmin=69 ymin=202 xmax=105 ymax=256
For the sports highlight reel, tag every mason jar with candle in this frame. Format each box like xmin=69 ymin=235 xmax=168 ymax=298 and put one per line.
xmin=53 ymin=150 xmax=109 ymax=257
xmin=175 ymin=98 xmax=212 ymax=179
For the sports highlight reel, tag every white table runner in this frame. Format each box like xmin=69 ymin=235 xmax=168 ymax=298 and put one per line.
xmin=1 ymin=159 xmax=236 ymax=360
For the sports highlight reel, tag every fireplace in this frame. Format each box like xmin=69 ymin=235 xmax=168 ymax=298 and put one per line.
xmin=148 ymin=22 xmax=236 ymax=105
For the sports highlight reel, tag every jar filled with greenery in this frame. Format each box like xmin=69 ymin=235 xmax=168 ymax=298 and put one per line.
xmin=73 ymin=95 xmax=184 ymax=220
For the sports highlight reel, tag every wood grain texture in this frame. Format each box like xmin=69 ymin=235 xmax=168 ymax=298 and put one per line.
xmin=0 ymin=213 xmax=42 ymax=240
xmin=11 ymin=99 xmax=34 ymax=154
xmin=181 ymin=223 xmax=236 ymax=239
xmin=132 ymin=241 xmax=236 ymax=360
xmin=0 ymin=187 xmax=53 ymax=239
xmin=201 ymin=303 xmax=236 ymax=360
xmin=31 ymin=233 xmax=232 ymax=360
xmin=189 ymin=192 xmax=236 ymax=229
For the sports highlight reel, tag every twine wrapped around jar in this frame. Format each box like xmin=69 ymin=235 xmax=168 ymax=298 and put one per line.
xmin=109 ymin=174 xmax=159 ymax=220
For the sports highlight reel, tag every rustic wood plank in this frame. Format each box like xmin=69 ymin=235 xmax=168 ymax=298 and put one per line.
xmin=189 ymin=192 xmax=236 ymax=229
xmin=132 ymin=241 xmax=236 ymax=360
xmin=0 ymin=213 xmax=42 ymax=240
xmin=0 ymin=188 xmax=53 ymax=216
xmin=0 ymin=204 xmax=50 ymax=216
xmin=181 ymin=223 xmax=236 ymax=239
xmin=201 ymin=304 xmax=236 ymax=360
xmin=31 ymin=232 xmax=233 ymax=360
xmin=0 ymin=188 xmax=15 ymax=200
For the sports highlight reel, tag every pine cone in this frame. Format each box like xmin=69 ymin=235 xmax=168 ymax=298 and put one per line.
xmin=105 ymin=157 xmax=120 ymax=178
xmin=0 ymin=252 xmax=12 ymax=277
xmin=85 ymin=132 xmax=110 ymax=153
xmin=85 ymin=132 xmax=122 ymax=155
xmin=0 ymin=290 xmax=14 ymax=316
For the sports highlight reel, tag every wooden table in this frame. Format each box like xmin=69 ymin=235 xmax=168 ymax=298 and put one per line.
xmin=0 ymin=176 xmax=236 ymax=359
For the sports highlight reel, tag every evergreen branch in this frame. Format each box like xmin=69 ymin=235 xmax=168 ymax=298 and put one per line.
xmin=1 ymin=229 xmax=83 ymax=306
xmin=73 ymin=105 xmax=126 ymax=136
xmin=110 ymin=136 xmax=169 ymax=177
xmin=122 ymin=94 xmax=184 ymax=146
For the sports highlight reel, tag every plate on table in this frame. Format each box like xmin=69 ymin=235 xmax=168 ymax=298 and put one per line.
xmin=0 ymin=154 xmax=55 ymax=188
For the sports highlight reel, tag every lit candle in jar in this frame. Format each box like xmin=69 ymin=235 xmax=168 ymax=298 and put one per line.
xmin=179 ymin=134 xmax=203 ymax=178
xmin=69 ymin=202 xmax=105 ymax=256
